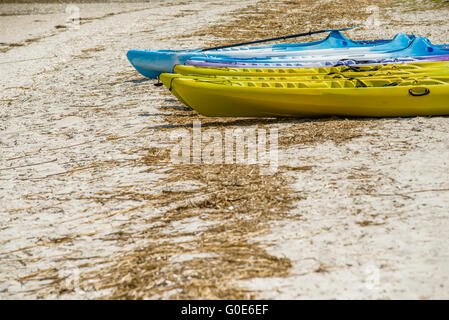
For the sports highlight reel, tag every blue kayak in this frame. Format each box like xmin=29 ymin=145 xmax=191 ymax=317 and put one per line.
xmin=127 ymin=30 xmax=419 ymax=78
xmin=186 ymin=37 xmax=449 ymax=64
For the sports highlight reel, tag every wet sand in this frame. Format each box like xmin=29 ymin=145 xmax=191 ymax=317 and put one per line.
xmin=1 ymin=0 xmax=449 ymax=299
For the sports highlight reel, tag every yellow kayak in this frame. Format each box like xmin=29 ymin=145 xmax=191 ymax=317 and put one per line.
xmin=161 ymin=70 xmax=449 ymax=84
xmin=160 ymin=72 xmax=449 ymax=109
xmin=174 ymin=61 xmax=449 ymax=77
xmin=159 ymin=75 xmax=449 ymax=117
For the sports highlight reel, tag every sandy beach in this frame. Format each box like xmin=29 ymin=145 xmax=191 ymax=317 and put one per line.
xmin=1 ymin=0 xmax=449 ymax=299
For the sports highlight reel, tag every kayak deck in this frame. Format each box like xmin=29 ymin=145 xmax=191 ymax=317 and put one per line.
xmin=173 ymin=61 xmax=449 ymax=77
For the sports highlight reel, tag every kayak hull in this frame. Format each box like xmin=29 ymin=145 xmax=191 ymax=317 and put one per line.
xmin=161 ymin=77 xmax=449 ymax=118
xmin=126 ymin=49 xmax=198 ymax=78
